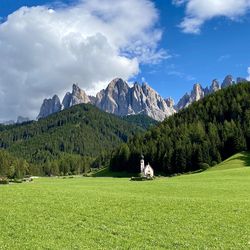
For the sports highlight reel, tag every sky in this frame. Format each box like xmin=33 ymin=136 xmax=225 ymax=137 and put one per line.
xmin=0 ymin=0 xmax=250 ymax=121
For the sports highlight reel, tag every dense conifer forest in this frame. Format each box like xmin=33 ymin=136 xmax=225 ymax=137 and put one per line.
xmin=110 ymin=82 xmax=250 ymax=174
xmin=0 ymin=104 xmax=149 ymax=177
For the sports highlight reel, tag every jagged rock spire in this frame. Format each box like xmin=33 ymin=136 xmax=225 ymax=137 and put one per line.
xmin=37 ymin=95 xmax=62 ymax=119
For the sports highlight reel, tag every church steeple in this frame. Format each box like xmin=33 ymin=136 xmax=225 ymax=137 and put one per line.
xmin=140 ymin=155 xmax=145 ymax=173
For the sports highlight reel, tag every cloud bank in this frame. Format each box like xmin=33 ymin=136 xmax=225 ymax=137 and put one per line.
xmin=173 ymin=0 xmax=250 ymax=34
xmin=0 ymin=0 xmax=165 ymax=121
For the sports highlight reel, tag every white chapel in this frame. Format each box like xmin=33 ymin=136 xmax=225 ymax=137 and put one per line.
xmin=140 ymin=155 xmax=154 ymax=178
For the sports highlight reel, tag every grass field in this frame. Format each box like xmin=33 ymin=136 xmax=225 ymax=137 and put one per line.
xmin=1 ymin=153 xmax=250 ymax=249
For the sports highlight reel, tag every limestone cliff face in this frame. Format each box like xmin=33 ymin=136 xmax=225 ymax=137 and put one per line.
xmin=191 ymin=83 xmax=204 ymax=101
xmin=62 ymin=84 xmax=90 ymax=109
xmin=36 ymin=74 xmax=247 ymax=120
xmin=176 ymin=78 xmax=222 ymax=111
xmin=37 ymin=95 xmax=62 ymax=119
xmin=176 ymin=83 xmax=204 ymax=110
xmin=209 ymin=79 xmax=220 ymax=94
xmin=95 ymin=78 xmax=130 ymax=116
xmin=176 ymin=93 xmax=191 ymax=110
xmin=38 ymin=84 xmax=91 ymax=119
xmin=95 ymin=78 xmax=175 ymax=121
xmin=37 ymin=79 xmax=175 ymax=121
xmin=165 ymin=97 xmax=175 ymax=108
xmin=139 ymin=83 xmax=176 ymax=121
xmin=221 ymin=75 xmax=234 ymax=88
xmin=62 ymin=92 xmax=71 ymax=109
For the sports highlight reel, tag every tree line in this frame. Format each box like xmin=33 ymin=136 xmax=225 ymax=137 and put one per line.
xmin=110 ymin=83 xmax=250 ymax=174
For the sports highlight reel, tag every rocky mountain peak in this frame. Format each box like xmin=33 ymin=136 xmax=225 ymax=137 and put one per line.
xmin=62 ymin=92 xmax=71 ymax=109
xmin=71 ymin=83 xmax=90 ymax=105
xmin=36 ymin=74 xmax=249 ymax=121
xmin=176 ymin=83 xmax=205 ymax=111
xmin=205 ymin=79 xmax=220 ymax=95
xmin=210 ymin=79 xmax=220 ymax=92
xmin=107 ymin=78 xmax=129 ymax=90
xmin=176 ymin=93 xmax=191 ymax=111
xmin=222 ymin=75 xmax=234 ymax=88
xmin=95 ymin=78 xmax=130 ymax=116
xmin=38 ymin=84 xmax=91 ymax=119
xmin=63 ymin=84 xmax=90 ymax=109
xmin=72 ymin=83 xmax=81 ymax=94
xmin=37 ymin=94 xmax=62 ymax=119
xmin=95 ymin=79 xmax=175 ymax=121
xmin=191 ymin=83 xmax=204 ymax=101
xmin=176 ymin=74 xmax=242 ymax=111
xmin=165 ymin=97 xmax=175 ymax=108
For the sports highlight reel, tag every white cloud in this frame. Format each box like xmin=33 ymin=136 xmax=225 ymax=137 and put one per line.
xmin=0 ymin=0 xmax=165 ymax=121
xmin=172 ymin=0 xmax=187 ymax=7
xmin=217 ymin=54 xmax=231 ymax=62
xmin=247 ymin=67 xmax=250 ymax=81
xmin=174 ymin=0 xmax=250 ymax=34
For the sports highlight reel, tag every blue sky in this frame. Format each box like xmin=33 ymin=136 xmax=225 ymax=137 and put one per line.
xmin=135 ymin=0 xmax=250 ymax=100
xmin=0 ymin=0 xmax=250 ymax=120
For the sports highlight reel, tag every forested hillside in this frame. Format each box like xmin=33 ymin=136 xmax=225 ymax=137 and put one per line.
xmin=0 ymin=104 xmax=146 ymax=177
xmin=110 ymin=83 xmax=250 ymax=174
xmin=122 ymin=114 xmax=158 ymax=129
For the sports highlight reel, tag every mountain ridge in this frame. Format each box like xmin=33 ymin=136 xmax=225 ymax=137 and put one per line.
xmin=38 ymin=78 xmax=176 ymax=121
xmin=33 ymin=74 xmax=249 ymax=122
xmin=175 ymin=75 xmax=247 ymax=110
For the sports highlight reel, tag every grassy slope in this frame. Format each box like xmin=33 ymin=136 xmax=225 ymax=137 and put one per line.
xmin=209 ymin=151 xmax=250 ymax=171
xmin=0 ymin=153 xmax=250 ymax=249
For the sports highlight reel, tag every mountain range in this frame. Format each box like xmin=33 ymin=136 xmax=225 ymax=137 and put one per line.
xmin=37 ymin=75 xmax=247 ymax=122
xmin=38 ymin=78 xmax=176 ymax=121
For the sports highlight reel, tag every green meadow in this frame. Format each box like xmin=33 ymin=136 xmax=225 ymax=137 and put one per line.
xmin=1 ymin=153 xmax=250 ymax=249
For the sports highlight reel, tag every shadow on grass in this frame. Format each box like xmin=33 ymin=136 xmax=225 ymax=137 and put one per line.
xmin=91 ymin=167 xmax=139 ymax=178
xmin=222 ymin=151 xmax=250 ymax=167
xmin=234 ymin=151 xmax=250 ymax=167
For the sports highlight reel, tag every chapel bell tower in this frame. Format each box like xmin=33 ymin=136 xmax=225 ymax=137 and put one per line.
xmin=140 ymin=155 xmax=145 ymax=173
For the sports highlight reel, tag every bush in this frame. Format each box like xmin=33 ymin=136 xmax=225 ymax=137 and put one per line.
xmin=13 ymin=179 xmax=23 ymax=183
xmin=199 ymin=163 xmax=210 ymax=170
xmin=211 ymin=161 xmax=218 ymax=166
xmin=0 ymin=177 xmax=9 ymax=185
xmin=130 ymin=176 xmax=154 ymax=181
xmin=131 ymin=177 xmax=144 ymax=181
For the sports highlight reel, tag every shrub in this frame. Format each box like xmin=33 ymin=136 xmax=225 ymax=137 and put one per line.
xmin=130 ymin=177 xmax=144 ymax=181
xmin=211 ymin=161 xmax=218 ymax=166
xmin=199 ymin=163 xmax=210 ymax=170
xmin=13 ymin=179 xmax=23 ymax=183
xmin=0 ymin=177 xmax=9 ymax=185
xmin=130 ymin=176 xmax=154 ymax=181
